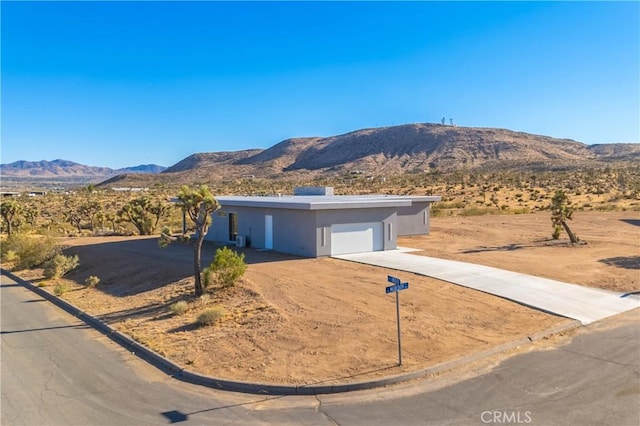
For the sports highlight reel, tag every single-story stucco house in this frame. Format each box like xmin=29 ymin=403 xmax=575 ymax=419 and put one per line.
xmin=204 ymin=187 xmax=441 ymax=257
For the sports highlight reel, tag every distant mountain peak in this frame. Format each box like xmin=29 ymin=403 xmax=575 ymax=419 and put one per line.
xmin=0 ymin=159 xmax=166 ymax=178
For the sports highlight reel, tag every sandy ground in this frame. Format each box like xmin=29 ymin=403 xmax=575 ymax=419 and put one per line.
xmin=16 ymin=211 xmax=639 ymax=385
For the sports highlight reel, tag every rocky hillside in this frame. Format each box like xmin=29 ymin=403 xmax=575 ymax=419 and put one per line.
xmin=163 ymin=150 xmax=263 ymax=173
xmin=0 ymin=159 xmax=166 ymax=178
xmin=158 ymin=123 xmax=639 ymax=180
xmin=7 ymin=124 xmax=637 ymax=189
xmin=586 ymin=143 xmax=640 ymax=161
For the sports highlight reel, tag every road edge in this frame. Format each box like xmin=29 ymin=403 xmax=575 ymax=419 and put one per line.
xmin=1 ymin=268 xmax=581 ymax=395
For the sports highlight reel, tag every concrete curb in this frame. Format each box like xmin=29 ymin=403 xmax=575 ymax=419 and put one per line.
xmin=2 ymin=269 xmax=582 ymax=395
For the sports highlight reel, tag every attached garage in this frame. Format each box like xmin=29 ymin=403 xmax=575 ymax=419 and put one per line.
xmin=330 ymin=222 xmax=384 ymax=255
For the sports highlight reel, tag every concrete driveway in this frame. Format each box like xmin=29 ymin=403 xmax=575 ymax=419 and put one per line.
xmin=333 ymin=250 xmax=640 ymax=325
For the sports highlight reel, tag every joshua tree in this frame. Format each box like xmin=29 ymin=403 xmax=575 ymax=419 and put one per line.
xmin=80 ymin=200 xmax=103 ymax=231
xmin=1 ymin=198 xmax=23 ymax=235
xmin=23 ymin=204 xmax=40 ymax=228
xmin=550 ymin=190 xmax=579 ymax=243
xmin=169 ymin=185 xmax=220 ymax=296
xmin=63 ymin=207 xmax=83 ymax=232
xmin=118 ymin=196 xmax=169 ymax=235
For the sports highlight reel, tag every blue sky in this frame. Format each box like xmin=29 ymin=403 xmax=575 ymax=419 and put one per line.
xmin=2 ymin=1 xmax=639 ymax=169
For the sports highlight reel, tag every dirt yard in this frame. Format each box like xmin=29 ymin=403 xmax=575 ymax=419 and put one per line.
xmin=18 ymin=211 xmax=639 ymax=386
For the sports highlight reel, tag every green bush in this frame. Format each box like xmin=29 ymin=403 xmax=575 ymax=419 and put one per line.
xmin=170 ymin=300 xmax=189 ymax=316
xmin=84 ymin=275 xmax=100 ymax=287
xmin=196 ymin=306 xmax=226 ymax=326
xmin=207 ymin=247 xmax=247 ymax=288
xmin=1 ymin=233 xmax=59 ymax=270
xmin=43 ymin=254 xmax=79 ymax=279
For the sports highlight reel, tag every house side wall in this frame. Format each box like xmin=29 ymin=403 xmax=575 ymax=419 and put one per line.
xmin=205 ymin=205 xmax=318 ymax=257
xmin=397 ymin=201 xmax=433 ymax=236
xmin=315 ymin=208 xmax=397 ymax=257
xmin=206 ymin=206 xmax=264 ymax=246
xmin=271 ymin=209 xmax=317 ymax=257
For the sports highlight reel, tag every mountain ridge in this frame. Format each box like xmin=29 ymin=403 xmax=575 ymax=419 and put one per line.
xmin=0 ymin=159 xmax=166 ymax=178
xmin=3 ymin=123 xmax=639 ymax=186
xmin=163 ymin=123 xmax=637 ymax=179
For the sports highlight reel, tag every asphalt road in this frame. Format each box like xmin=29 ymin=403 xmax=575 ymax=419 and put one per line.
xmin=2 ymin=273 xmax=639 ymax=425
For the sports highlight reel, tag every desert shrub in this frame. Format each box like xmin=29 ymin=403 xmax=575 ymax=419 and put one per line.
xmin=2 ymin=249 xmax=18 ymax=263
xmin=53 ymin=282 xmax=69 ymax=296
xmin=84 ymin=275 xmax=100 ymax=287
xmin=1 ymin=233 xmax=60 ymax=270
xmin=459 ymin=207 xmax=499 ymax=217
xmin=196 ymin=294 xmax=211 ymax=307
xmin=196 ymin=306 xmax=226 ymax=327
xmin=43 ymin=254 xmax=79 ymax=279
xmin=206 ymin=247 xmax=247 ymax=288
xmin=202 ymin=267 xmax=214 ymax=288
xmin=170 ymin=300 xmax=189 ymax=316
xmin=594 ymin=204 xmax=616 ymax=212
xmin=433 ymin=201 xmax=466 ymax=210
xmin=430 ymin=208 xmax=448 ymax=218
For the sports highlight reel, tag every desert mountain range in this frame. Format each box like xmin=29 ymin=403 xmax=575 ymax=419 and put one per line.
xmin=0 ymin=159 xmax=166 ymax=178
xmin=157 ymin=123 xmax=639 ymax=181
xmin=3 ymin=123 xmax=639 ymax=187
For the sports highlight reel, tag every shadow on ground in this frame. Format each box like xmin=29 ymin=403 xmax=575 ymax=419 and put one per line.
xmin=459 ymin=238 xmax=575 ymax=254
xmin=461 ymin=244 xmax=527 ymax=254
xmin=62 ymin=237 xmax=304 ymax=298
xmin=599 ymin=256 xmax=640 ymax=270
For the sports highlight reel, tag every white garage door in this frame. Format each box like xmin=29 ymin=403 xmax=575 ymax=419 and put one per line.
xmin=331 ymin=222 xmax=384 ymax=255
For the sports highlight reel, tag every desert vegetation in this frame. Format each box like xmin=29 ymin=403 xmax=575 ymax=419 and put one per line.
xmin=550 ymin=190 xmax=579 ymax=242
xmin=204 ymin=246 xmax=247 ymax=288
xmin=0 ymin=232 xmax=80 ymax=290
xmin=1 ymin=233 xmax=61 ymax=270
xmin=2 ymin=166 xmax=638 ymax=240
xmin=0 ymin=187 xmax=184 ymax=237
xmin=196 ymin=306 xmax=226 ymax=327
xmin=159 ymin=185 xmax=221 ymax=296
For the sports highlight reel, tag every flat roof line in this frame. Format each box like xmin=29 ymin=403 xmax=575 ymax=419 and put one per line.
xmin=215 ymin=195 xmax=441 ymax=211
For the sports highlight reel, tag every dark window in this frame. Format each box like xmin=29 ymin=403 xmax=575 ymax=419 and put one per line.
xmin=228 ymin=213 xmax=238 ymax=241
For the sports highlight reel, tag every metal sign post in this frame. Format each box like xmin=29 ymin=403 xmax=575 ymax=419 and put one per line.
xmin=386 ymin=275 xmax=409 ymax=366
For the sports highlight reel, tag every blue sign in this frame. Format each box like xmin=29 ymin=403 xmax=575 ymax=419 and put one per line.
xmin=388 ymin=275 xmax=401 ymax=285
xmin=386 ymin=282 xmax=409 ymax=293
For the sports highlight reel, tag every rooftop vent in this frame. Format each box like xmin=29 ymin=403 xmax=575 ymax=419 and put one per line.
xmin=293 ymin=186 xmax=334 ymax=196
